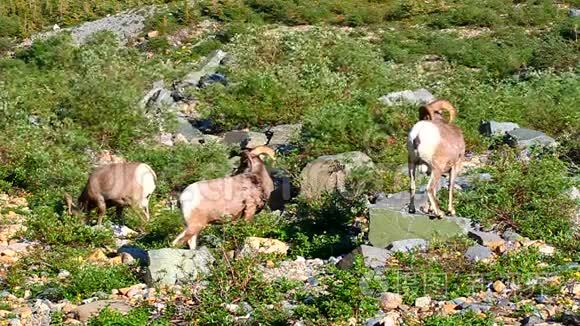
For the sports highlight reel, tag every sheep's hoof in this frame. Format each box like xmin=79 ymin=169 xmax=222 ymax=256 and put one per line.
xmin=408 ymin=206 xmax=416 ymax=214
xmin=447 ymin=210 xmax=456 ymax=217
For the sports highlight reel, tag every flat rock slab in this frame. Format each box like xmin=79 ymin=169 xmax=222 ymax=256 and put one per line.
xmin=145 ymin=247 xmax=214 ymax=286
xmin=222 ymin=131 xmax=268 ymax=149
xmin=465 ymin=244 xmax=493 ymax=262
xmin=386 ymin=238 xmax=428 ymax=253
xmin=368 ymin=208 xmax=472 ymax=248
xmin=337 ymin=245 xmax=391 ymax=269
xmin=505 ymin=128 xmax=556 ymax=149
xmin=479 ymin=121 xmax=520 ymax=137
xmin=75 ymin=300 xmax=131 ymax=322
xmin=267 ymin=124 xmax=302 ymax=147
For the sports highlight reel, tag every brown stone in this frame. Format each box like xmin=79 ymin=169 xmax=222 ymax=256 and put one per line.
xmin=87 ymin=249 xmax=108 ymax=263
xmin=442 ymin=303 xmax=458 ymax=315
xmin=493 ymin=280 xmax=506 ymax=293
xmin=379 ymin=292 xmax=403 ymax=311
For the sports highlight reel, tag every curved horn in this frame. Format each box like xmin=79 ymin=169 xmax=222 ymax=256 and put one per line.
xmin=249 ymin=146 xmax=276 ymax=160
xmin=424 ymin=100 xmax=457 ymax=123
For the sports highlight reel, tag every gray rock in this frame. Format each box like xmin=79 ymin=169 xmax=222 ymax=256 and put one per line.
xmin=468 ymin=230 xmax=505 ymax=249
xmin=267 ymin=124 xmax=302 ymax=147
xmin=26 ymin=300 xmax=51 ymax=326
xmin=198 ymin=73 xmax=228 ymax=88
xmin=521 ymin=315 xmax=544 ymax=326
xmin=117 ymin=245 xmax=149 ymax=266
xmin=176 ymin=117 xmax=203 ymax=140
xmin=479 ymin=121 xmax=520 ymax=137
xmin=75 ymin=300 xmax=132 ymax=322
xmin=502 ymin=230 xmax=523 ymax=242
xmin=562 ymin=311 xmax=580 ymax=325
xmin=371 ymin=191 xmax=428 ymax=213
xmin=464 ymin=303 xmax=491 ymax=313
xmin=368 ymin=208 xmax=472 ymax=248
xmin=379 ymin=88 xmax=435 ymax=106
xmin=505 ymin=128 xmax=556 ymax=149
xmin=32 ymin=6 xmax=157 ymax=45
xmin=386 ymin=239 xmax=428 ymax=253
xmin=337 ymin=245 xmax=391 ymax=269
xmin=222 ymin=131 xmax=268 ymax=149
xmin=177 ymin=50 xmax=228 ymax=90
xmin=145 ymin=247 xmax=214 ymax=286
xmin=268 ymin=168 xmax=295 ymax=211
xmin=570 ymin=8 xmax=580 ymax=17
xmin=465 ymin=244 xmax=493 ymax=262
xmin=300 ymin=151 xmax=374 ymax=199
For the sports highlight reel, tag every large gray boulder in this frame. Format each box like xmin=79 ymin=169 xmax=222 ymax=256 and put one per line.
xmin=505 ymin=128 xmax=556 ymax=149
xmin=479 ymin=121 xmax=520 ymax=137
xmin=379 ymin=88 xmax=435 ymax=106
xmin=145 ymin=247 xmax=214 ymax=286
xmin=337 ymin=245 xmax=391 ymax=269
xmin=268 ymin=168 xmax=295 ymax=210
xmin=267 ymin=124 xmax=302 ymax=147
xmin=300 ymin=151 xmax=374 ymax=199
xmin=31 ymin=6 xmax=157 ymax=45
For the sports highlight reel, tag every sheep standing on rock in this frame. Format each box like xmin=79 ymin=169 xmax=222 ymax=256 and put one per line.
xmin=173 ymin=146 xmax=275 ymax=250
xmin=407 ymin=100 xmax=465 ymax=217
xmin=65 ymin=162 xmax=157 ymax=225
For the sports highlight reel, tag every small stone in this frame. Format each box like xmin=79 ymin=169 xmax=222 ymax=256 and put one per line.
xmin=109 ymin=256 xmax=123 ymax=265
xmin=386 ymin=239 xmax=428 ymax=253
xmin=442 ymin=303 xmax=457 ymax=315
xmin=521 ymin=315 xmax=544 ymax=326
xmin=492 ymin=280 xmax=506 ymax=293
xmin=147 ymin=30 xmax=159 ymax=38
xmin=414 ymin=296 xmax=431 ymax=308
xmin=502 ymin=230 xmax=523 ymax=242
xmin=379 ymin=292 xmax=403 ymax=311
xmin=240 ymin=237 xmax=289 ymax=256
xmin=537 ymin=244 xmax=555 ymax=256
xmin=87 ymin=249 xmax=108 ymax=263
xmin=465 ymin=244 xmax=493 ymax=262
xmin=569 ymin=8 xmax=580 ymax=17
xmin=468 ymin=230 xmax=505 ymax=251
xmin=120 ymin=252 xmax=136 ymax=265
xmin=337 ymin=245 xmax=391 ymax=270
xmin=57 ymin=270 xmax=70 ymax=280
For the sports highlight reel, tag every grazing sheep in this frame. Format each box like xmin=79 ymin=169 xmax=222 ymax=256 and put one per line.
xmin=173 ymin=146 xmax=275 ymax=249
xmin=407 ymin=100 xmax=465 ymax=217
xmin=65 ymin=162 xmax=157 ymax=225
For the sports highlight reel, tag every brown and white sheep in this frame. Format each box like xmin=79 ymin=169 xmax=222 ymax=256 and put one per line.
xmin=172 ymin=146 xmax=275 ymax=249
xmin=65 ymin=162 xmax=157 ymax=225
xmin=407 ymin=100 xmax=465 ymax=217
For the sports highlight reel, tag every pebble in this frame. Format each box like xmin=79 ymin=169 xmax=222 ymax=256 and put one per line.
xmin=492 ymin=280 xmax=506 ymax=293
xmin=379 ymin=292 xmax=403 ymax=311
xmin=414 ymin=296 xmax=431 ymax=308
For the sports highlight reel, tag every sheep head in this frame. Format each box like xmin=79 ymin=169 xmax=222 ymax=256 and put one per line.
xmin=64 ymin=193 xmax=83 ymax=216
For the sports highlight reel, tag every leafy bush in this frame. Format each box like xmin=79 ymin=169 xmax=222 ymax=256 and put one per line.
xmin=456 ymin=149 xmax=578 ymax=254
xmin=198 ymin=28 xmax=389 ymax=129
xmin=63 ymin=264 xmax=138 ymax=301
xmin=424 ymin=312 xmax=495 ymax=326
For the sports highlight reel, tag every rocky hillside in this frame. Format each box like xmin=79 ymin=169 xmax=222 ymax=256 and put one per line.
xmin=0 ymin=0 xmax=578 ymax=325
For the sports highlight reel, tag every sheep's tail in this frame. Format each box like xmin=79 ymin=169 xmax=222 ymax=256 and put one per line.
xmin=422 ymin=100 xmax=457 ymax=123
xmin=250 ymin=146 xmax=276 ymax=159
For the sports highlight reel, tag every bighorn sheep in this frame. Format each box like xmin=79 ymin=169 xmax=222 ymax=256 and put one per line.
xmin=65 ymin=163 xmax=157 ymax=225
xmin=173 ymin=146 xmax=275 ymax=249
xmin=407 ymin=100 xmax=465 ymax=217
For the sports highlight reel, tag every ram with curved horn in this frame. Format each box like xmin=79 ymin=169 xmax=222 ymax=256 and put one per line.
xmin=173 ymin=146 xmax=275 ymax=249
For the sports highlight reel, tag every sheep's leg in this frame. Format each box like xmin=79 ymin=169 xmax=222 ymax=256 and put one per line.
xmin=426 ymin=169 xmax=444 ymax=218
xmin=172 ymin=223 xmax=203 ymax=250
xmin=141 ymin=197 xmax=151 ymax=222
xmin=408 ymin=161 xmax=417 ymax=214
xmin=96 ymin=198 xmax=107 ymax=225
xmin=243 ymin=204 xmax=257 ymax=222
xmin=116 ymin=206 xmax=124 ymax=220
xmin=447 ymin=165 xmax=457 ymax=216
